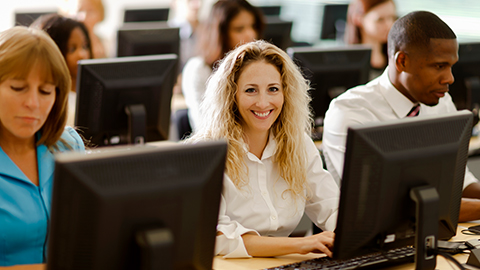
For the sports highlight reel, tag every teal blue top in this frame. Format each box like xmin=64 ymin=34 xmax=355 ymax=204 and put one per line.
xmin=0 ymin=126 xmax=85 ymax=266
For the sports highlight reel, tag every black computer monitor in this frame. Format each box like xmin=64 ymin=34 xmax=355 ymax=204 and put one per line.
xmin=123 ymin=7 xmax=170 ymax=23
xmin=263 ymin=16 xmax=293 ymax=50
xmin=75 ymin=54 xmax=177 ymax=146
xmin=334 ymin=110 xmax=473 ymax=269
xmin=320 ymin=3 xmax=348 ymax=40
xmin=450 ymin=42 xmax=480 ymax=112
xmin=287 ymin=45 xmax=371 ymax=134
xmin=14 ymin=10 xmax=56 ymax=26
xmin=47 ymin=140 xmax=227 ymax=270
xmin=257 ymin=5 xmax=281 ymax=16
xmin=117 ymin=22 xmax=180 ymax=59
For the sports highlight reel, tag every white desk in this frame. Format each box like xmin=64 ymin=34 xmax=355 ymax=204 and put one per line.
xmin=213 ymin=223 xmax=480 ymax=270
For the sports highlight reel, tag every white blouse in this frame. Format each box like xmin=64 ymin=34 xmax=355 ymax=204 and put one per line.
xmin=215 ymin=133 xmax=339 ymax=258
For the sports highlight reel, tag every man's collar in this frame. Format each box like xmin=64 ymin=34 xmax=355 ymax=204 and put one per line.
xmin=380 ymin=67 xmax=419 ymax=118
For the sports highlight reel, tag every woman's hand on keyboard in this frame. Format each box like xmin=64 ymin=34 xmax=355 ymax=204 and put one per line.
xmin=241 ymin=231 xmax=335 ymax=257
xmin=297 ymin=231 xmax=335 ymax=257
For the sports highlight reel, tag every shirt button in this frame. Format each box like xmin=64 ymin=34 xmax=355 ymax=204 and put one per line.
xmin=262 ymin=191 xmax=267 ymax=196
xmin=271 ymin=216 xmax=276 ymax=220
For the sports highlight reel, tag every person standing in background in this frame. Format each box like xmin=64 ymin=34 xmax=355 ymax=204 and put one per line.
xmin=169 ymin=0 xmax=204 ymax=71
xmin=169 ymin=0 xmax=204 ymax=98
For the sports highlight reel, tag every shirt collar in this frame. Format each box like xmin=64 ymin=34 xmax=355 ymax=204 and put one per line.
xmin=0 ymin=147 xmax=27 ymax=181
xmin=262 ymin=132 xmax=277 ymax=159
xmin=245 ymin=131 xmax=277 ymax=162
xmin=379 ymin=67 xmax=418 ymax=118
xmin=37 ymin=143 xmax=54 ymax=187
xmin=0 ymin=134 xmax=54 ymax=187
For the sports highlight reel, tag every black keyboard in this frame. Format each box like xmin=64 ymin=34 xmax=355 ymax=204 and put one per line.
xmin=265 ymin=246 xmax=415 ymax=270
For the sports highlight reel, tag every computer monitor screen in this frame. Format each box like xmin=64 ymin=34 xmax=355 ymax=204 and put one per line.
xmin=47 ymin=140 xmax=227 ymax=270
xmin=287 ymin=45 xmax=371 ymax=133
xmin=320 ymin=4 xmax=348 ymax=40
xmin=117 ymin=22 xmax=180 ymax=60
xmin=257 ymin=5 xmax=281 ymax=16
xmin=450 ymin=42 xmax=480 ymax=111
xmin=14 ymin=10 xmax=56 ymax=26
xmin=75 ymin=54 xmax=177 ymax=146
xmin=334 ymin=111 xmax=473 ymax=268
xmin=263 ymin=16 xmax=293 ymax=50
xmin=123 ymin=7 xmax=170 ymax=23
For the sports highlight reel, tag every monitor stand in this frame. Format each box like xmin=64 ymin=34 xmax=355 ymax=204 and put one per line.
xmin=136 ymin=228 xmax=174 ymax=270
xmin=125 ymin=104 xmax=147 ymax=145
xmin=410 ymin=185 xmax=439 ymax=270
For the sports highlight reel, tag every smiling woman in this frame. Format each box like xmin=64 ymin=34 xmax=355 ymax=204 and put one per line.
xmin=0 ymin=26 xmax=85 ymax=268
xmin=185 ymin=40 xmax=339 ymax=258
xmin=235 ymin=61 xmax=284 ymax=158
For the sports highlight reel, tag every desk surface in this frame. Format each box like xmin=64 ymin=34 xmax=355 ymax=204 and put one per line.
xmin=213 ymin=223 xmax=479 ymax=270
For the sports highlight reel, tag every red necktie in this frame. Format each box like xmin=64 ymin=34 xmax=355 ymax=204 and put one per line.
xmin=407 ymin=104 xmax=420 ymax=117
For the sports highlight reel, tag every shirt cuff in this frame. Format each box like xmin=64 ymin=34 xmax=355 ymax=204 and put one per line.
xmin=215 ymin=223 xmax=259 ymax=258
xmin=215 ymin=234 xmax=252 ymax=259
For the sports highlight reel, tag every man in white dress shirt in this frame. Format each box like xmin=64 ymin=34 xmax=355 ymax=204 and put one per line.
xmin=323 ymin=10 xmax=480 ymax=222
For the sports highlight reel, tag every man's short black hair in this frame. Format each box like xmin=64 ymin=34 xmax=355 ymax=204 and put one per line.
xmin=387 ymin=11 xmax=456 ymax=59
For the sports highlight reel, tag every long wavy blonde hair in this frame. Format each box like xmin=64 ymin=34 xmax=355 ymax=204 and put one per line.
xmin=186 ymin=40 xmax=313 ymax=197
